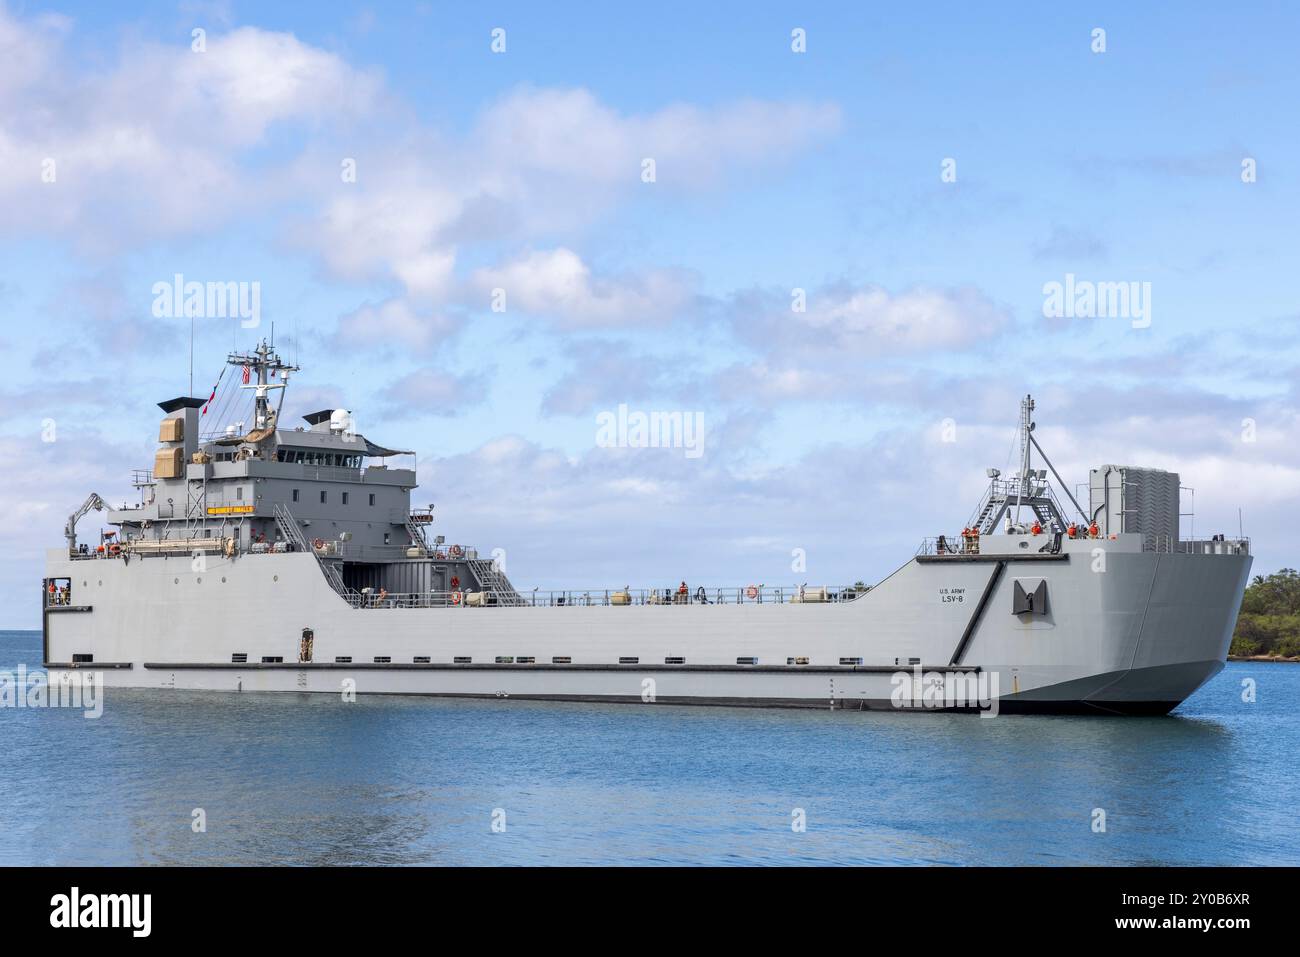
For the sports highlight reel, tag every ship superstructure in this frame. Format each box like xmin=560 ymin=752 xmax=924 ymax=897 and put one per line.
xmin=42 ymin=346 xmax=1253 ymax=715
xmin=61 ymin=341 xmax=517 ymax=607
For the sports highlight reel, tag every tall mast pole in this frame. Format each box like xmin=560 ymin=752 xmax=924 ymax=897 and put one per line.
xmin=256 ymin=339 xmax=270 ymax=429
xmin=1014 ymin=394 xmax=1034 ymax=524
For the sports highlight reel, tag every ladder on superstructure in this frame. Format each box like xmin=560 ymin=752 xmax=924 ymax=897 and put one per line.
xmin=466 ymin=557 xmax=526 ymax=606
xmin=274 ymin=503 xmax=350 ymax=598
xmin=404 ymin=516 xmax=430 ymax=555
xmin=968 ymin=476 xmax=1066 ymax=535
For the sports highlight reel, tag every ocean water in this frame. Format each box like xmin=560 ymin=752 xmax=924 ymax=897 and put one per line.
xmin=1 ymin=629 xmax=1296 ymax=866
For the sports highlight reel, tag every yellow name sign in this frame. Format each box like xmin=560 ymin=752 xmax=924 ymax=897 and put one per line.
xmin=207 ymin=505 xmax=255 ymax=515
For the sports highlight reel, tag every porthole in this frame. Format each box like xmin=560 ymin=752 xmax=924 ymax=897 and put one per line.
xmin=273 ymin=575 xmax=279 ymax=582
xmin=174 ymin=578 xmax=180 ymax=584
xmin=221 ymin=577 xmax=227 ymax=583
xmin=98 ymin=580 xmax=102 ymax=586
xmin=196 ymin=577 xmax=202 ymax=584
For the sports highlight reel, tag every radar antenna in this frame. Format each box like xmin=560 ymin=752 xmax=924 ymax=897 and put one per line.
xmin=226 ymin=339 xmax=299 ymax=432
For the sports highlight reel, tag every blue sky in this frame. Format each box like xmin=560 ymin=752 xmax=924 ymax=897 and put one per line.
xmin=2 ymin=1 xmax=1298 ymax=626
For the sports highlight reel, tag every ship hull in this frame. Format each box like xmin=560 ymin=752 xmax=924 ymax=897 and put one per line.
xmin=42 ymin=537 xmax=1252 ymax=716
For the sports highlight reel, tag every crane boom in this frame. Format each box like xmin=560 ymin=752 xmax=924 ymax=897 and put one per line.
xmin=65 ymin=492 xmax=108 ymax=552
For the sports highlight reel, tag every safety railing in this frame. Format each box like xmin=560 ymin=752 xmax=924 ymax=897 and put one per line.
xmin=1150 ymin=536 xmax=1250 ymax=555
xmin=917 ymin=535 xmax=986 ymax=556
xmin=344 ymin=585 xmax=869 ymax=609
xmin=44 ymin=585 xmax=75 ymax=607
xmin=315 ymin=542 xmax=481 ymax=562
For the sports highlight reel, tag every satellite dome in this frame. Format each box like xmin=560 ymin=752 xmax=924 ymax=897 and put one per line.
xmin=329 ymin=409 xmax=352 ymax=432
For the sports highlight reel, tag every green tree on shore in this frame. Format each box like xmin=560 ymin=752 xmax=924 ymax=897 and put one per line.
xmin=1233 ymin=569 xmax=1300 ymax=657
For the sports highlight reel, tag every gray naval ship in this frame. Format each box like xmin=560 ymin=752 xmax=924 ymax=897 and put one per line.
xmin=42 ymin=341 xmax=1252 ymax=714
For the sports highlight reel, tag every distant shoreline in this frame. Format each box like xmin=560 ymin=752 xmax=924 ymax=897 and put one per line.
xmin=1228 ymin=655 xmax=1300 ymax=663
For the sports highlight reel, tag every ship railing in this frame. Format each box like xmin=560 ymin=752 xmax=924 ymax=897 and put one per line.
xmin=344 ymin=585 xmax=870 ymax=609
xmin=917 ymin=535 xmax=988 ymax=556
xmin=1150 ymin=535 xmax=1250 ymax=555
xmin=43 ymin=578 xmax=74 ymax=606
xmin=320 ymin=542 xmax=481 ymax=561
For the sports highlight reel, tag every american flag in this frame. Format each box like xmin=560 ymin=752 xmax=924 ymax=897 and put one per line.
xmin=242 ymin=364 xmax=251 ymax=384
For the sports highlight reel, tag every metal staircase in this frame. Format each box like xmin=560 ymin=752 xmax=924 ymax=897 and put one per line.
xmin=968 ymin=474 xmax=1071 ymax=534
xmin=274 ymin=503 xmax=350 ymax=598
xmin=404 ymin=517 xmax=430 ymax=555
xmin=467 ymin=557 xmax=526 ymax=606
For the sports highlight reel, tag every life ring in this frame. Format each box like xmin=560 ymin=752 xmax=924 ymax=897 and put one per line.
xmin=313 ymin=538 xmax=325 ymax=549
xmin=450 ymin=576 xmax=460 ymax=590
xmin=450 ymin=544 xmax=464 ymax=558
xmin=745 ymin=584 xmax=758 ymax=599
xmin=451 ymin=591 xmax=462 ymax=606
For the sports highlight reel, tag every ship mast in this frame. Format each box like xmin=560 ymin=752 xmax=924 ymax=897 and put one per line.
xmin=1013 ymin=394 xmax=1034 ymax=524
xmin=227 ymin=339 xmax=298 ymax=432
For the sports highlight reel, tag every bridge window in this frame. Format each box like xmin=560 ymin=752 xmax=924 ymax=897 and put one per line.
xmin=320 ymin=490 xmax=327 ymax=504
xmin=787 ymin=657 xmax=809 ymax=666
xmin=516 ymin=656 xmax=535 ymax=664
xmin=292 ymin=489 xmax=299 ymax=502
xmin=619 ymin=656 xmax=639 ymax=665
xmin=231 ymin=653 xmax=247 ymax=663
xmin=495 ymin=656 xmax=514 ymax=664
xmin=374 ymin=656 xmax=391 ymax=663
xmin=335 ymin=656 xmax=351 ymax=663
xmin=413 ymin=656 xmax=430 ymax=663
xmin=664 ymin=656 xmax=685 ymax=665
xmin=552 ymin=656 xmax=571 ymax=664
xmin=454 ymin=656 xmax=472 ymax=664
xmin=736 ymin=656 xmax=758 ymax=665
xmin=369 ymin=493 xmax=376 ymax=506
xmin=262 ymin=656 xmax=283 ymax=663
xmin=342 ymin=492 xmax=349 ymax=505
xmin=839 ymin=657 xmax=863 ymax=666
xmin=72 ymin=653 xmax=93 ymax=663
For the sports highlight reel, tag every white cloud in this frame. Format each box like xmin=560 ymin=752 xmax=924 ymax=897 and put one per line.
xmin=734 ymin=282 xmax=1010 ymax=356
xmin=0 ymin=12 xmax=381 ymax=248
xmin=290 ymin=87 xmax=837 ymax=339
xmin=473 ymin=87 xmax=840 ymax=192
xmin=0 ymin=7 xmax=840 ymax=345
xmin=472 ymin=249 xmax=695 ymax=329
xmin=334 ymin=298 xmax=458 ymax=351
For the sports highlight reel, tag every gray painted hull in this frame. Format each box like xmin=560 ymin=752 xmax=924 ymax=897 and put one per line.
xmin=43 ymin=536 xmax=1252 ymax=715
